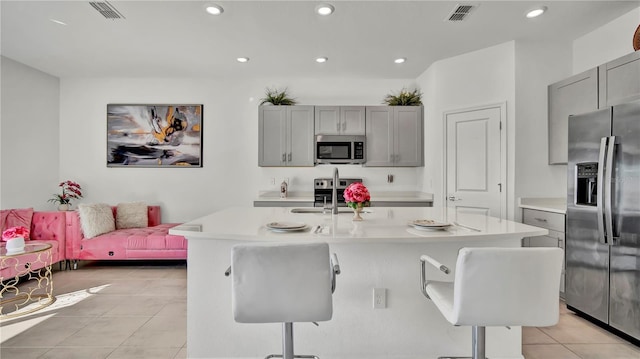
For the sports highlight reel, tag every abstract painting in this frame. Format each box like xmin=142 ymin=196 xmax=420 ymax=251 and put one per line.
xmin=107 ymin=104 xmax=203 ymax=167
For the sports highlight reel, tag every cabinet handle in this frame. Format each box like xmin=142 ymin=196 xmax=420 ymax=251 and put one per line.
xmin=534 ymin=217 xmax=548 ymax=222
xmin=288 ymin=153 xmax=292 ymax=162
xmin=342 ymin=122 xmax=346 ymax=131
xmin=337 ymin=123 xmax=340 ymax=132
xmin=282 ymin=153 xmax=286 ymax=162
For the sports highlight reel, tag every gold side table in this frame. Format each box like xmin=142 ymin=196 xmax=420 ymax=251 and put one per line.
xmin=0 ymin=243 xmax=56 ymax=319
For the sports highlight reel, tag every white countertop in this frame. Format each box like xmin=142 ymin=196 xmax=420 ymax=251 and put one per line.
xmin=170 ymin=206 xmax=547 ymax=243
xmin=254 ymin=191 xmax=434 ymax=203
xmin=518 ymin=197 xmax=567 ymax=214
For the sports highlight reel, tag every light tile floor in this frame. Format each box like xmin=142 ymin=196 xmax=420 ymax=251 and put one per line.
xmin=1 ymin=261 xmax=639 ymax=359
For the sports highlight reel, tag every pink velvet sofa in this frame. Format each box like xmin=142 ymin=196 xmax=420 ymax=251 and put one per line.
xmin=1 ymin=211 xmax=66 ymax=280
xmin=65 ymin=206 xmax=186 ymax=269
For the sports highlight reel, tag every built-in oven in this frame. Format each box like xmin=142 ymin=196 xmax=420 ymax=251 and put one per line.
xmin=315 ymin=135 xmax=366 ymax=164
xmin=314 ymin=178 xmax=363 ymax=207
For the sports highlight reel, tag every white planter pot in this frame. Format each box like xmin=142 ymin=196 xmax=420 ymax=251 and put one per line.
xmin=6 ymin=237 xmax=25 ymax=254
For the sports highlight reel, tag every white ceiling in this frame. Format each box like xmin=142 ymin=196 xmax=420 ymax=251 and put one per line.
xmin=2 ymin=1 xmax=639 ymax=79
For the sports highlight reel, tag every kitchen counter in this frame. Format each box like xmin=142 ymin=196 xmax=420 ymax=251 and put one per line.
xmin=171 ymin=206 xmax=543 ymax=243
xmin=254 ymin=190 xmax=434 ymax=207
xmin=171 ymin=207 xmax=545 ymax=359
xmin=518 ymin=197 xmax=567 ymax=214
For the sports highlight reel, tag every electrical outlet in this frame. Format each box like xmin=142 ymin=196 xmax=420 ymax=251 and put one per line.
xmin=270 ymin=178 xmax=275 ymax=185
xmin=373 ymin=288 xmax=386 ymax=309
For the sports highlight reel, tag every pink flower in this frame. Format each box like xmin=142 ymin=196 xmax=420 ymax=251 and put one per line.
xmin=2 ymin=226 xmax=30 ymax=241
xmin=343 ymin=182 xmax=371 ymax=209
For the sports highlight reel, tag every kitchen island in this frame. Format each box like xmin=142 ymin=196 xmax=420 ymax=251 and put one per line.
xmin=170 ymin=207 xmax=548 ymax=359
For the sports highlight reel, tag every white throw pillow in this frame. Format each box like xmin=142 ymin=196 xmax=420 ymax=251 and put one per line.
xmin=116 ymin=202 xmax=148 ymax=229
xmin=78 ymin=203 xmax=115 ymax=239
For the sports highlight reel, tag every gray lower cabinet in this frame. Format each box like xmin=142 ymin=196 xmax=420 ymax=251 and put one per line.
xmin=315 ymin=106 xmax=365 ymax=135
xmin=548 ymin=68 xmax=599 ymax=165
xmin=522 ymin=208 xmax=566 ymax=297
xmin=599 ymin=50 xmax=640 ymax=108
xmin=365 ymin=106 xmax=423 ymax=167
xmin=259 ymin=105 xmax=314 ymax=167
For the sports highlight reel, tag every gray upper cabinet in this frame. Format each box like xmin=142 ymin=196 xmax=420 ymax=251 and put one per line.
xmin=548 ymin=68 xmax=599 ymax=164
xmin=259 ymin=106 xmax=314 ymax=167
xmin=314 ymin=106 xmax=365 ymax=135
xmin=599 ymin=51 xmax=640 ymax=108
xmin=365 ymin=106 xmax=423 ymax=167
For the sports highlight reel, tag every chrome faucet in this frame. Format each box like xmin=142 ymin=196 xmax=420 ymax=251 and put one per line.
xmin=332 ymin=167 xmax=339 ymax=215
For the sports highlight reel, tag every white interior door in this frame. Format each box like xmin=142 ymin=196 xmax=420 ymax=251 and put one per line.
xmin=445 ymin=104 xmax=506 ymax=218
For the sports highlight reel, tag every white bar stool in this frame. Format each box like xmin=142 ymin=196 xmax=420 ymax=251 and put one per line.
xmin=227 ymin=242 xmax=340 ymax=359
xmin=419 ymin=247 xmax=563 ymax=359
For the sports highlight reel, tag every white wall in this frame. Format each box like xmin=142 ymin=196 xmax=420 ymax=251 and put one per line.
xmin=1 ymin=56 xmax=60 ymax=210
xmin=514 ymin=39 xmax=572 ymax=217
xmin=573 ymin=7 xmax=640 ymax=74
xmin=416 ymin=41 xmax=517 ymax=219
xmin=59 ymin=77 xmax=418 ymax=222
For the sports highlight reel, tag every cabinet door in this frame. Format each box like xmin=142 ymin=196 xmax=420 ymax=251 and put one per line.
xmin=259 ymin=106 xmax=286 ymax=166
xmin=548 ymin=68 xmax=599 ymax=164
xmin=340 ymin=106 xmax=366 ymax=135
xmin=365 ymin=106 xmax=394 ymax=166
xmin=315 ymin=106 xmax=340 ymax=135
xmin=287 ymin=106 xmax=315 ymax=166
xmin=599 ymin=51 xmax=640 ymax=107
xmin=394 ymin=106 xmax=423 ymax=166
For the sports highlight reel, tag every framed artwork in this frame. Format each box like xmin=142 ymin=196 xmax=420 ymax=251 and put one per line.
xmin=107 ymin=104 xmax=203 ymax=167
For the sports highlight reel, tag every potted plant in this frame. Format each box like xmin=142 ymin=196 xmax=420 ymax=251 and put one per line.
xmin=260 ymin=87 xmax=297 ymax=106
xmin=383 ymin=88 xmax=423 ymax=106
xmin=48 ymin=180 xmax=83 ymax=211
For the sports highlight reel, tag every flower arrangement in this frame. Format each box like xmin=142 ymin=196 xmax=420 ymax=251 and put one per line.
xmin=2 ymin=226 xmax=30 ymax=241
xmin=48 ymin=180 xmax=83 ymax=205
xmin=343 ymin=182 xmax=371 ymax=209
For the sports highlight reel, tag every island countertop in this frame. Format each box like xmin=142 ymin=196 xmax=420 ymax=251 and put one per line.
xmin=169 ymin=206 xmax=547 ymax=243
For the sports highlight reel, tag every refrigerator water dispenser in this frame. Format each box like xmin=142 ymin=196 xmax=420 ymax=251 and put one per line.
xmin=576 ymin=163 xmax=598 ymax=206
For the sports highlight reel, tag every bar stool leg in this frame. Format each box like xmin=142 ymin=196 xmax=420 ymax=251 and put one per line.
xmin=437 ymin=326 xmax=487 ymax=359
xmin=283 ymin=322 xmax=294 ymax=359
xmin=472 ymin=326 xmax=486 ymax=359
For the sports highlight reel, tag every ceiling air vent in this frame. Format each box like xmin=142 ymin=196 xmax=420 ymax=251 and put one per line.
xmin=89 ymin=1 xmax=125 ymax=20
xmin=446 ymin=4 xmax=474 ymax=22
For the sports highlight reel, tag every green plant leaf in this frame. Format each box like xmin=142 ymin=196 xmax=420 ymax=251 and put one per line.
xmin=260 ymin=87 xmax=297 ymax=106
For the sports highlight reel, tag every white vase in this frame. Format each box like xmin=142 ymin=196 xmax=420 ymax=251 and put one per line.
xmin=58 ymin=203 xmax=70 ymax=211
xmin=6 ymin=237 xmax=25 ymax=253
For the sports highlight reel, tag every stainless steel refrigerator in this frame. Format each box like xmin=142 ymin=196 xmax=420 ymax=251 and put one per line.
xmin=566 ymin=100 xmax=640 ymax=341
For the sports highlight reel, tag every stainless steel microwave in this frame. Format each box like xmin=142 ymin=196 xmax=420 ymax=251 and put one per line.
xmin=315 ymin=135 xmax=366 ymax=164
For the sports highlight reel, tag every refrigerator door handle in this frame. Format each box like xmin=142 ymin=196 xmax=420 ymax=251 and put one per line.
xmin=604 ymin=136 xmax=617 ymax=245
xmin=597 ymin=137 xmax=608 ymax=244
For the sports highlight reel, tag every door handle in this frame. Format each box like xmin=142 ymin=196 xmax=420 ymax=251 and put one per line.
xmin=448 ymin=196 xmax=461 ymax=201
xmin=596 ymin=137 xmax=607 ymax=244
xmin=604 ymin=136 xmax=616 ymax=245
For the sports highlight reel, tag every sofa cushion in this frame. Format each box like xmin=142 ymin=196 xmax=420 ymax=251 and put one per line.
xmin=78 ymin=203 xmax=115 ymax=239
xmin=116 ymin=202 xmax=148 ymax=229
xmin=1 ymin=208 xmax=34 ymax=240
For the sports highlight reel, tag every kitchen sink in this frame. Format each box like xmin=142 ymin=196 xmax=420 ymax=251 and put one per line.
xmin=290 ymin=208 xmax=372 ymax=214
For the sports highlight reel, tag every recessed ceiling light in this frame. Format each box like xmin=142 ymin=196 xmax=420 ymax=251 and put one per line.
xmin=49 ymin=19 xmax=67 ymax=26
xmin=237 ymin=57 xmax=249 ymax=63
xmin=526 ymin=6 xmax=547 ymax=18
xmin=316 ymin=57 xmax=328 ymax=63
xmin=394 ymin=58 xmax=406 ymax=64
xmin=204 ymin=4 xmax=224 ymax=15
xmin=315 ymin=4 xmax=335 ymax=16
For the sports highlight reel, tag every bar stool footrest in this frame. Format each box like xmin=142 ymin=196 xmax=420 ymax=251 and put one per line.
xmin=265 ymin=355 xmax=319 ymax=359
